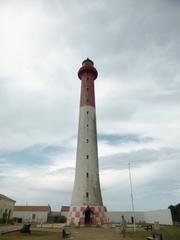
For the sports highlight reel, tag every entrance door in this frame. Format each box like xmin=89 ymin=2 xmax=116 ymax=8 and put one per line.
xmin=84 ymin=207 xmax=91 ymax=224
xmin=84 ymin=206 xmax=94 ymax=225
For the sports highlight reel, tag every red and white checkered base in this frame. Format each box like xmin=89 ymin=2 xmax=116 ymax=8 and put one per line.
xmin=67 ymin=206 xmax=107 ymax=226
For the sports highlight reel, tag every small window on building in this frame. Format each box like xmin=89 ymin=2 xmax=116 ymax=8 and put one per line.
xmin=32 ymin=214 xmax=36 ymax=220
xmin=86 ymin=124 xmax=89 ymax=127
xmin=86 ymin=139 xmax=88 ymax=143
xmin=86 ymin=155 xmax=89 ymax=159
xmin=86 ymin=192 xmax=89 ymax=198
xmin=87 ymin=98 xmax=89 ymax=102
xmin=86 ymin=87 xmax=89 ymax=91
xmin=86 ymin=173 xmax=89 ymax=178
xmin=87 ymin=111 xmax=89 ymax=114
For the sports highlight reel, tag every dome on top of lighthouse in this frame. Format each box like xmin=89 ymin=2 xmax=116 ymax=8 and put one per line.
xmin=82 ymin=58 xmax=94 ymax=66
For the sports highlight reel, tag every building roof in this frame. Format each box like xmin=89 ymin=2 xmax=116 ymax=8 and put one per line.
xmin=61 ymin=206 xmax=70 ymax=212
xmin=14 ymin=205 xmax=51 ymax=212
xmin=0 ymin=194 xmax=16 ymax=203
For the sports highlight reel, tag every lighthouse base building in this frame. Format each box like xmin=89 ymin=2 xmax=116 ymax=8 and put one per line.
xmin=67 ymin=59 xmax=107 ymax=226
xmin=67 ymin=206 xmax=107 ymax=226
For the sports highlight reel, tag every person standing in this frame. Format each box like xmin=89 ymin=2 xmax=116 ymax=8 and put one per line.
xmin=121 ymin=215 xmax=127 ymax=238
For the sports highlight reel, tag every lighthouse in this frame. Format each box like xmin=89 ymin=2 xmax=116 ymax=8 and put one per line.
xmin=67 ymin=59 xmax=107 ymax=226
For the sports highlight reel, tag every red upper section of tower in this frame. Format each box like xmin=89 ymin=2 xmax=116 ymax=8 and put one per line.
xmin=78 ymin=58 xmax=98 ymax=80
xmin=78 ymin=58 xmax=97 ymax=108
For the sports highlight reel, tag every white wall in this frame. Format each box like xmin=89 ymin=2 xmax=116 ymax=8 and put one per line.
xmin=13 ymin=211 xmax=48 ymax=223
xmin=144 ymin=209 xmax=173 ymax=225
xmin=107 ymin=211 xmax=144 ymax=224
xmin=107 ymin=209 xmax=173 ymax=225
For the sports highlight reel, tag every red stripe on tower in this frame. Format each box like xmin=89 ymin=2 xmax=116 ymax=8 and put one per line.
xmin=78 ymin=58 xmax=98 ymax=107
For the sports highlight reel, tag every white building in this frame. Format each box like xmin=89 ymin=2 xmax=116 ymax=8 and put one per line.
xmin=0 ymin=194 xmax=16 ymax=223
xmin=13 ymin=205 xmax=51 ymax=223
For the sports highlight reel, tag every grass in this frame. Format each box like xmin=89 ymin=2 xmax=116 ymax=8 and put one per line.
xmin=0 ymin=231 xmax=61 ymax=240
xmin=0 ymin=225 xmax=180 ymax=240
xmin=128 ymin=225 xmax=180 ymax=240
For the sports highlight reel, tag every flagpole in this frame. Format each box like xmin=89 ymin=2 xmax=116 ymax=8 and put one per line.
xmin=128 ymin=160 xmax=136 ymax=232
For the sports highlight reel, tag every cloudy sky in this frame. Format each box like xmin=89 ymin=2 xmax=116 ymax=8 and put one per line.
xmin=0 ymin=0 xmax=180 ymax=212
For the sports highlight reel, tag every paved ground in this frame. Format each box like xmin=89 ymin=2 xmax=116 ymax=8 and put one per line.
xmin=0 ymin=225 xmax=21 ymax=235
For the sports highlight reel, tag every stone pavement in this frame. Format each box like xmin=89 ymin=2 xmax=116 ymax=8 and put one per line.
xmin=0 ymin=225 xmax=21 ymax=235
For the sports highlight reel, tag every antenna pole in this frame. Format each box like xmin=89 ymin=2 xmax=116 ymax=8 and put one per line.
xmin=128 ymin=160 xmax=136 ymax=232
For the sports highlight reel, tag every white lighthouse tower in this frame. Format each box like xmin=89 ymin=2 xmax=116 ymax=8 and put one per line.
xmin=67 ymin=59 xmax=107 ymax=226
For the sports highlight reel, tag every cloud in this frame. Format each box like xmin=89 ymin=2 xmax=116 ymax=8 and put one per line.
xmin=0 ymin=144 xmax=68 ymax=166
xmin=100 ymin=147 xmax=180 ymax=170
xmin=100 ymin=148 xmax=180 ymax=210
xmin=98 ymin=133 xmax=154 ymax=145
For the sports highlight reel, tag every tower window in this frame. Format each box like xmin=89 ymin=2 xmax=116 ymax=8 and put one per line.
xmin=86 ymin=155 xmax=89 ymax=159
xmin=86 ymin=139 xmax=88 ymax=143
xmin=86 ymin=192 xmax=89 ymax=198
xmin=86 ymin=124 xmax=89 ymax=127
xmin=86 ymin=87 xmax=89 ymax=91
xmin=86 ymin=173 xmax=89 ymax=178
xmin=87 ymin=98 xmax=89 ymax=102
xmin=87 ymin=111 xmax=89 ymax=115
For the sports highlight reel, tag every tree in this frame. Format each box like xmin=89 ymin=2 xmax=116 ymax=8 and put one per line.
xmin=168 ymin=203 xmax=180 ymax=222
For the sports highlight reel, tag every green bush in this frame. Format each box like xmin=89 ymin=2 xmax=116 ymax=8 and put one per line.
xmin=58 ymin=215 xmax=66 ymax=223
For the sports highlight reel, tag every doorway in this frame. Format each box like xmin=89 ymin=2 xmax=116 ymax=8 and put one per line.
xmin=84 ymin=207 xmax=93 ymax=225
xmin=85 ymin=208 xmax=91 ymax=224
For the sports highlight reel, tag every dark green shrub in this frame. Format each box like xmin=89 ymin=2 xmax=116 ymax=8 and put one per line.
xmin=58 ymin=215 xmax=67 ymax=223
